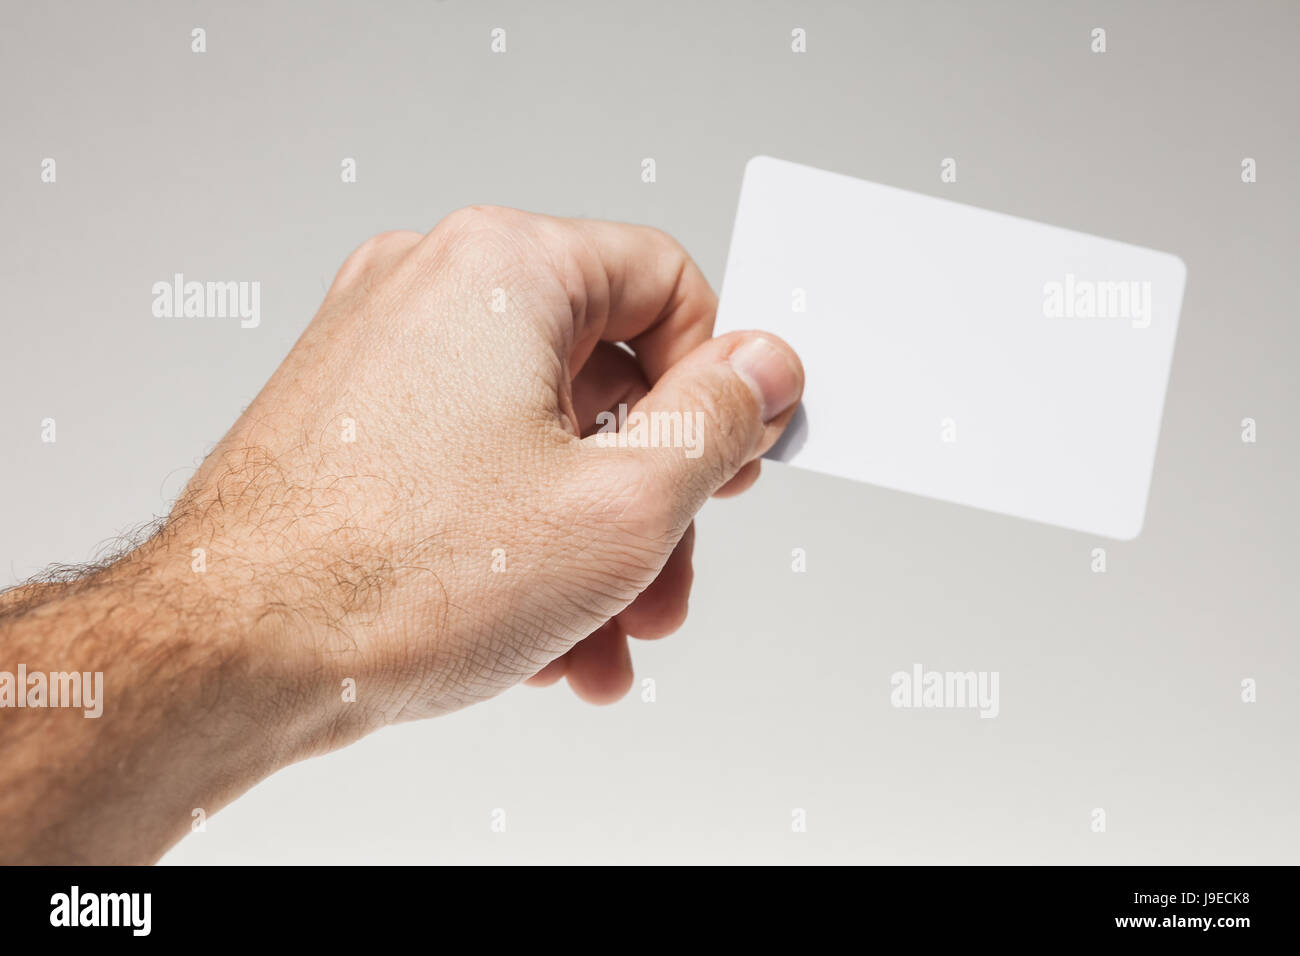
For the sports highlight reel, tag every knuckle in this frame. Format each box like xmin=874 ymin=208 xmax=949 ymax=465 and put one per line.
xmin=638 ymin=224 xmax=689 ymax=278
xmin=423 ymin=205 xmax=540 ymax=277
xmin=364 ymin=229 xmax=423 ymax=252
xmin=683 ymin=377 xmax=757 ymax=475
xmin=433 ymin=204 xmax=527 ymax=244
xmin=334 ymin=230 xmax=420 ymax=288
xmin=352 ymin=230 xmax=421 ymax=264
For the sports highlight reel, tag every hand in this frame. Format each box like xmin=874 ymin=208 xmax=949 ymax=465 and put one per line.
xmin=0 ymin=207 xmax=802 ymax=863
xmin=173 ymin=206 xmax=804 ymax=735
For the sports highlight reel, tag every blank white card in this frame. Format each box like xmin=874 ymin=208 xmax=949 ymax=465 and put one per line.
xmin=714 ymin=156 xmax=1186 ymax=539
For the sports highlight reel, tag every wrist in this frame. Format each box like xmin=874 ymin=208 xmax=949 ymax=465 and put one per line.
xmin=132 ymin=522 xmax=343 ymax=762
xmin=144 ymin=509 xmax=404 ymax=760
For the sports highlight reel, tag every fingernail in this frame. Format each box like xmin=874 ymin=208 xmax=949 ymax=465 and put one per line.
xmin=729 ymin=337 xmax=801 ymax=422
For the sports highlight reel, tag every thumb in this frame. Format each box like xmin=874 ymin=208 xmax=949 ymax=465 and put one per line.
xmin=589 ymin=331 xmax=803 ymax=533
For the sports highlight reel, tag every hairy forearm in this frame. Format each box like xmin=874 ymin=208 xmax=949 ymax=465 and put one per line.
xmin=0 ymin=523 xmax=320 ymax=864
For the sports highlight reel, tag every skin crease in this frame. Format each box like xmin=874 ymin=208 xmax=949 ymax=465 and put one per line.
xmin=0 ymin=207 xmax=803 ymax=863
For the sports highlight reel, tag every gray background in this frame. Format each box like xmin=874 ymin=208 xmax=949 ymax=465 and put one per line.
xmin=1 ymin=0 xmax=1295 ymax=863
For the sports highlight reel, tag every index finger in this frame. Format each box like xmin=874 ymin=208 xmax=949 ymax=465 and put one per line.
xmin=537 ymin=216 xmax=719 ymax=384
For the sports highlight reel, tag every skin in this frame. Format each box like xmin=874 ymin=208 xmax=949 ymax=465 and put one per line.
xmin=0 ymin=207 xmax=803 ymax=864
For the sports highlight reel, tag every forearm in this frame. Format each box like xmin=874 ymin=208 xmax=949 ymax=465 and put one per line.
xmin=0 ymin=524 xmax=320 ymax=864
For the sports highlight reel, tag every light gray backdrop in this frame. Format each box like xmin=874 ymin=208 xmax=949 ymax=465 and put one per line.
xmin=1 ymin=0 xmax=1295 ymax=863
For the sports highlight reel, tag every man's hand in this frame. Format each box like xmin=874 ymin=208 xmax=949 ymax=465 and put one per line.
xmin=0 ymin=208 xmax=803 ymax=862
